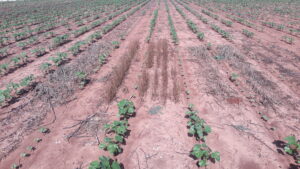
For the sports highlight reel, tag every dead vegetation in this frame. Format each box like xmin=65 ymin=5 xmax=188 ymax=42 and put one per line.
xmin=171 ymin=65 xmax=179 ymax=102
xmin=104 ymin=40 xmax=139 ymax=102
xmin=138 ymin=70 xmax=149 ymax=97
xmin=161 ymin=39 xmax=169 ymax=103
xmin=145 ymin=42 xmax=155 ymax=68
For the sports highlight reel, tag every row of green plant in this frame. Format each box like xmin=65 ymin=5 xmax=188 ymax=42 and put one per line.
xmin=226 ymin=15 xmax=257 ymax=30
xmin=0 ymin=74 xmax=34 ymax=106
xmin=185 ymin=104 xmax=220 ymax=167
xmin=175 ymin=0 xmax=209 ymax=24
xmin=69 ymin=41 xmax=87 ymax=56
xmin=242 ymin=29 xmax=254 ymax=38
xmin=165 ymin=0 xmax=179 ymax=44
xmin=211 ymin=24 xmax=231 ymax=39
xmin=146 ymin=9 xmax=159 ymax=42
xmin=281 ymin=35 xmax=294 ymax=44
xmin=202 ymin=9 xmax=219 ymax=20
xmin=39 ymin=0 xmax=149 ymax=76
xmin=17 ymin=37 xmax=39 ymax=50
xmin=171 ymin=0 xmax=204 ymax=40
xmin=101 ymin=0 xmax=149 ymax=35
xmin=262 ymin=21 xmax=285 ymax=31
xmin=221 ymin=19 xmax=233 ymax=27
xmin=0 ymin=0 xmax=132 ymax=47
xmin=89 ymin=99 xmax=136 ymax=169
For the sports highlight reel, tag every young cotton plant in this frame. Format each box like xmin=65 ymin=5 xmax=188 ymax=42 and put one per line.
xmin=117 ymin=99 xmax=135 ymax=119
xmin=89 ymin=156 xmax=121 ymax=169
xmin=104 ymin=120 xmax=129 ymax=137
xmin=187 ymin=115 xmax=212 ymax=141
xmin=99 ymin=137 xmax=122 ymax=156
xmin=284 ymin=135 xmax=300 ymax=164
xmin=191 ymin=143 xmax=220 ymax=167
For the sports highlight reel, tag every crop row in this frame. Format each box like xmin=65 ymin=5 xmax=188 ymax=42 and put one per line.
xmin=185 ymin=104 xmax=220 ymax=167
xmin=1 ymin=0 xmax=149 ymax=109
xmin=146 ymin=9 xmax=159 ymax=42
xmin=89 ymin=100 xmax=136 ymax=169
xmin=0 ymin=74 xmax=35 ymax=106
xmin=165 ymin=0 xmax=179 ymax=44
xmin=171 ymin=0 xmax=204 ymax=40
xmin=211 ymin=24 xmax=231 ymax=39
xmin=0 ymin=0 xmax=134 ymax=35
xmin=175 ymin=0 xmax=209 ymax=24
xmin=0 ymin=1 xmax=137 ymax=48
xmin=0 ymin=1 xmax=145 ymax=77
xmin=201 ymin=9 xmax=219 ymax=20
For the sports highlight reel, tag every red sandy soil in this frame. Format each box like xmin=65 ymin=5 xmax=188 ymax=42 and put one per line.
xmin=0 ymin=0 xmax=299 ymax=169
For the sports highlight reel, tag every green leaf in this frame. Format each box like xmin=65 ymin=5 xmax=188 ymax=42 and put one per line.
xmin=284 ymin=136 xmax=297 ymax=145
xmin=111 ymin=161 xmax=121 ymax=169
xmin=188 ymin=126 xmax=195 ymax=135
xmin=198 ymin=160 xmax=207 ymax=167
xmin=104 ymin=137 xmax=112 ymax=143
xmin=99 ymin=143 xmax=107 ymax=150
xmin=115 ymin=135 xmax=124 ymax=143
xmin=211 ymin=152 xmax=220 ymax=161
xmin=107 ymin=143 xmax=121 ymax=155
xmin=204 ymin=125 xmax=212 ymax=134
xmin=89 ymin=161 xmax=100 ymax=169
xmin=284 ymin=146 xmax=293 ymax=154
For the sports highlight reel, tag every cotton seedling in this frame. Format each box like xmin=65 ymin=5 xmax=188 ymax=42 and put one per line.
xmin=34 ymin=138 xmax=42 ymax=143
xmin=104 ymin=120 xmax=129 ymax=136
xmin=11 ymin=163 xmax=20 ymax=169
xmin=187 ymin=115 xmax=212 ymax=141
xmin=191 ymin=143 xmax=220 ymax=167
xmin=284 ymin=135 xmax=300 ymax=164
xmin=75 ymin=71 xmax=88 ymax=87
xmin=27 ymin=146 xmax=35 ymax=151
xmin=20 ymin=152 xmax=30 ymax=157
xmin=40 ymin=62 xmax=52 ymax=72
xmin=99 ymin=137 xmax=122 ymax=155
xmin=39 ymin=127 xmax=49 ymax=134
xmin=229 ymin=73 xmax=238 ymax=82
xmin=117 ymin=99 xmax=135 ymax=119
xmin=111 ymin=41 xmax=120 ymax=49
xmin=89 ymin=156 xmax=121 ymax=169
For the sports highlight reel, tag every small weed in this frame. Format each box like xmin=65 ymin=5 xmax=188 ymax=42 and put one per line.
xmin=20 ymin=152 xmax=30 ymax=157
xmin=229 ymin=73 xmax=238 ymax=82
xmin=39 ymin=127 xmax=49 ymax=133
xmin=111 ymin=41 xmax=120 ymax=49
xmin=34 ymin=138 xmax=42 ymax=143
xmin=282 ymin=36 xmax=294 ymax=44
xmin=27 ymin=146 xmax=35 ymax=151
xmin=242 ymin=29 xmax=254 ymax=38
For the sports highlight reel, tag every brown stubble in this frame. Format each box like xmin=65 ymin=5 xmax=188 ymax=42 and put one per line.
xmin=161 ymin=39 xmax=168 ymax=103
xmin=104 ymin=40 xmax=140 ymax=103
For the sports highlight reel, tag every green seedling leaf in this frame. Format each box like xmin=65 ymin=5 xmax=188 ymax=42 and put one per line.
xmin=211 ymin=152 xmax=220 ymax=161
xmin=34 ymin=138 xmax=42 ymax=143
xmin=198 ymin=160 xmax=207 ymax=167
xmin=261 ymin=115 xmax=269 ymax=121
xmin=39 ymin=127 xmax=49 ymax=133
